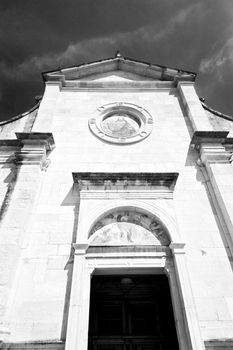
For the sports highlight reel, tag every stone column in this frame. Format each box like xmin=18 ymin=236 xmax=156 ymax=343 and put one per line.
xmin=0 ymin=133 xmax=54 ymax=336
xmin=170 ymin=243 xmax=205 ymax=350
xmin=65 ymin=244 xmax=92 ymax=350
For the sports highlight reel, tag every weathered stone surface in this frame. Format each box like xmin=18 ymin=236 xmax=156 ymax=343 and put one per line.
xmin=0 ymin=56 xmax=233 ymax=350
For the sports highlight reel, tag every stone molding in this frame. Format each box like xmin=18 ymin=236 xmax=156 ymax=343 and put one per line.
xmin=1 ymin=342 xmax=65 ymax=350
xmin=79 ymin=190 xmax=173 ymax=200
xmin=169 ymin=242 xmax=186 ymax=254
xmin=79 ymin=199 xmax=180 ymax=244
xmin=190 ymin=131 xmax=229 ymax=147
xmin=89 ymin=102 xmax=153 ymax=144
xmin=0 ymin=133 xmax=55 ymax=168
xmin=88 ymin=208 xmax=170 ymax=246
xmin=45 ymin=80 xmax=178 ymax=92
xmin=43 ymin=56 xmax=196 ymax=85
xmin=15 ymin=132 xmax=55 ymax=169
xmin=62 ymin=80 xmax=175 ymax=91
xmin=0 ymin=140 xmax=20 ymax=164
xmin=73 ymin=244 xmax=172 ymax=259
xmin=199 ymin=144 xmax=232 ymax=164
xmin=86 ymin=245 xmax=171 ymax=256
xmin=191 ymin=131 xmax=233 ymax=164
xmin=15 ymin=132 xmax=55 ymax=152
xmin=66 ymin=248 xmax=203 ymax=350
xmin=205 ymin=340 xmax=233 ymax=349
xmin=73 ymin=172 xmax=178 ymax=191
xmin=73 ymin=243 xmax=89 ymax=255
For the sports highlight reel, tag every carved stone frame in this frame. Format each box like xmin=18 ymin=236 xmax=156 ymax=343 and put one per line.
xmin=88 ymin=102 xmax=153 ymax=144
xmin=64 ymin=173 xmax=205 ymax=350
xmin=65 ymin=243 xmax=204 ymax=350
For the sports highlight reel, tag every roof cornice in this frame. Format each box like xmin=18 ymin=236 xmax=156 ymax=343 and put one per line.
xmin=42 ymin=55 xmax=196 ymax=83
xmin=0 ymin=99 xmax=41 ymax=127
xmin=201 ymin=101 xmax=233 ymax=122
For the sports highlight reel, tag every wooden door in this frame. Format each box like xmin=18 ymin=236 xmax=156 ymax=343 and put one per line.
xmin=88 ymin=275 xmax=179 ymax=350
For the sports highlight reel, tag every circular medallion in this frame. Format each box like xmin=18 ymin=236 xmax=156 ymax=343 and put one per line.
xmin=89 ymin=103 xmax=153 ymax=144
xmin=101 ymin=113 xmax=140 ymax=138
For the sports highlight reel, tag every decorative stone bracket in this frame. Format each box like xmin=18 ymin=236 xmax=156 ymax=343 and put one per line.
xmin=190 ymin=131 xmax=233 ymax=164
xmin=15 ymin=132 xmax=55 ymax=169
xmin=169 ymin=242 xmax=186 ymax=254
xmin=73 ymin=243 xmax=89 ymax=255
xmin=0 ymin=132 xmax=55 ymax=169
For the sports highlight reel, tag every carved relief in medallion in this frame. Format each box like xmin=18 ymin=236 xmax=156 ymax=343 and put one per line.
xmin=89 ymin=210 xmax=170 ymax=246
xmin=89 ymin=102 xmax=153 ymax=144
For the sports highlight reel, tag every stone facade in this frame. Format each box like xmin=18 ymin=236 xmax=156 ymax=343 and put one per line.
xmin=0 ymin=54 xmax=233 ymax=349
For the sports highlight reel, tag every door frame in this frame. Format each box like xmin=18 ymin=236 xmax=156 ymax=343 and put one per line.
xmin=64 ymin=245 xmax=204 ymax=350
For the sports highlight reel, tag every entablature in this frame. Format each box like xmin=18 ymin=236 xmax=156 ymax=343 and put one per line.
xmin=72 ymin=172 xmax=179 ymax=192
xmin=190 ymin=131 xmax=233 ymax=164
xmin=0 ymin=132 xmax=55 ymax=169
xmin=60 ymin=80 xmax=176 ymax=91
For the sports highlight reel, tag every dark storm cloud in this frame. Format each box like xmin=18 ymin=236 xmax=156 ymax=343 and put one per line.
xmin=0 ymin=0 xmax=233 ymax=120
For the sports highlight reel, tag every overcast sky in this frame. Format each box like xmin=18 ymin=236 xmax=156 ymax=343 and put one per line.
xmin=0 ymin=0 xmax=233 ymax=121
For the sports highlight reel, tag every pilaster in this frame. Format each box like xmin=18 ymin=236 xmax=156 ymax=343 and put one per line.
xmin=0 ymin=133 xmax=55 ymax=336
xmin=192 ymin=133 xmax=233 ymax=259
xmin=65 ymin=244 xmax=91 ymax=350
xmin=170 ymin=243 xmax=205 ymax=350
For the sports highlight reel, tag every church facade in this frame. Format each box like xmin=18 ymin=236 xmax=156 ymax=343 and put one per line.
xmin=0 ymin=53 xmax=233 ymax=350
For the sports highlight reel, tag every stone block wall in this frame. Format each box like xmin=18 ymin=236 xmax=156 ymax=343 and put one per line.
xmin=0 ymin=76 xmax=233 ymax=348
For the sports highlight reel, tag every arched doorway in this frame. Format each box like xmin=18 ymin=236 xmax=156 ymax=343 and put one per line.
xmin=65 ymin=205 xmax=204 ymax=350
xmin=87 ymin=208 xmax=177 ymax=350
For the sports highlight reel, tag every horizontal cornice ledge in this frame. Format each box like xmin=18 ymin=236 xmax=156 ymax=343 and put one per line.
xmin=0 ymin=140 xmax=21 ymax=147
xmin=190 ymin=131 xmax=229 ymax=147
xmin=43 ymin=56 xmax=196 ymax=83
xmin=72 ymin=172 xmax=179 ymax=191
xmin=79 ymin=190 xmax=173 ymax=200
xmin=15 ymin=132 xmax=55 ymax=151
xmin=0 ymin=140 xmax=21 ymax=163
xmin=199 ymin=145 xmax=232 ymax=164
xmin=63 ymin=80 xmax=175 ymax=90
xmin=190 ymin=131 xmax=233 ymax=164
xmin=169 ymin=242 xmax=186 ymax=254
xmin=73 ymin=243 xmax=89 ymax=255
xmin=14 ymin=132 xmax=55 ymax=168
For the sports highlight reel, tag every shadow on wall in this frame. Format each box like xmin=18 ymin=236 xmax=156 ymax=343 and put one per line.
xmin=60 ymin=183 xmax=80 ymax=341
xmin=0 ymin=158 xmax=19 ymax=223
xmin=0 ymin=158 xmax=21 ymax=328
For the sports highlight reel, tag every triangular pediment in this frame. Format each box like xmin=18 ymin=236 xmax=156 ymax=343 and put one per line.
xmin=79 ymin=70 xmax=154 ymax=82
xmin=42 ymin=54 xmax=196 ymax=83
